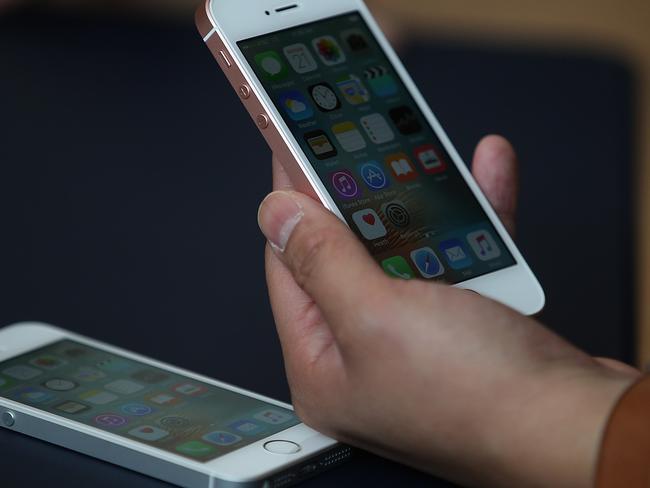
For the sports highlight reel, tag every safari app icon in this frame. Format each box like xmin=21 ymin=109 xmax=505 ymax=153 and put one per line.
xmin=410 ymin=247 xmax=445 ymax=279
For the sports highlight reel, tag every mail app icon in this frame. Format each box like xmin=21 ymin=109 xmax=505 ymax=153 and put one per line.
xmin=439 ymin=238 xmax=473 ymax=270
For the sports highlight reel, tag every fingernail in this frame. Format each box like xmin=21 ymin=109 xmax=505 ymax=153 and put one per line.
xmin=258 ymin=192 xmax=304 ymax=252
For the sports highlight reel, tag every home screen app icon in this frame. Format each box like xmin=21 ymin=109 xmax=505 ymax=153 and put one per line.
xmin=352 ymin=209 xmax=387 ymax=241
xmin=439 ymin=239 xmax=473 ymax=270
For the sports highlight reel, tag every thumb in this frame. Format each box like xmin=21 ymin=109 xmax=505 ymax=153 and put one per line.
xmin=258 ymin=190 xmax=392 ymax=330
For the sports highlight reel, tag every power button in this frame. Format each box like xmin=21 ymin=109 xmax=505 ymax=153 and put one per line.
xmin=2 ymin=411 xmax=16 ymax=427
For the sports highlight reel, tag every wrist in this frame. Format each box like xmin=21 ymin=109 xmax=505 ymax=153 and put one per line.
xmin=483 ymin=363 xmax=636 ymax=487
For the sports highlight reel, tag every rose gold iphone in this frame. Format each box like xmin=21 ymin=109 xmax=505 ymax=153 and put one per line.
xmin=196 ymin=0 xmax=545 ymax=315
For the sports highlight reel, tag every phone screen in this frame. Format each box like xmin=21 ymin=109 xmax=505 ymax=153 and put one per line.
xmin=0 ymin=340 xmax=299 ymax=462
xmin=238 ymin=12 xmax=516 ymax=283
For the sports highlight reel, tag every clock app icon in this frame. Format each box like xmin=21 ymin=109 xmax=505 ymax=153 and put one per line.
xmin=309 ymin=83 xmax=341 ymax=112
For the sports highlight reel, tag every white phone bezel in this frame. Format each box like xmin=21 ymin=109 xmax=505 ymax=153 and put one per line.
xmin=0 ymin=323 xmax=337 ymax=484
xmin=204 ymin=0 xmax=545 ymax=315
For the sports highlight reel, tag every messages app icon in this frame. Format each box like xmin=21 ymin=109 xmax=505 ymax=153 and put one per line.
xmin=255 ymin=51 xmax=288 ymax=81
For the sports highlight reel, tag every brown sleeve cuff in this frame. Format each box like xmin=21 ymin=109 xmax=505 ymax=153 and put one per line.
xmin=596 ymin=375 xmax=650 ymax=488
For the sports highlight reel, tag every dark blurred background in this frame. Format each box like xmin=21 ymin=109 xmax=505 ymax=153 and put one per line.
xmin=0 ymin=0 xmax=647 ymax=486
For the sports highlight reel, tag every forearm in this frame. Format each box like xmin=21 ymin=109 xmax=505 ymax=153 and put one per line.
xmin=597 ymin=375 xmax=650 ymax=487
xmin=452 ymin=362 xmax=635 ymax=488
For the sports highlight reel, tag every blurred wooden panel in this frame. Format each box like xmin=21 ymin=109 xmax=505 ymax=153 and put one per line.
xmin=373 ymin=0 xmax=650 ymax=365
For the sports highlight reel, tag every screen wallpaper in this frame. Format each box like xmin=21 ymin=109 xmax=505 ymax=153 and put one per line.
xmin=0 ymin=340 xmax=299 ymax=462
xmin=239 ymin=12 xmax=516 ymax=283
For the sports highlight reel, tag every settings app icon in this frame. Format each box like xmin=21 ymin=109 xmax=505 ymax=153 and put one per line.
xmin=381 ymin=200 xmax=410 ymax=228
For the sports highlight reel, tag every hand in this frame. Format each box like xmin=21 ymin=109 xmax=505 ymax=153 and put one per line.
xmin=259 ymin=136 xmax=638 ymax=487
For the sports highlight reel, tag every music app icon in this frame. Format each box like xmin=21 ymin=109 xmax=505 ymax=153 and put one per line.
xmin=467 ymin=230 xmax=502 ymax=261
xmin=330 ymin=170 xmax=360 ymax=199
xmin=94 ymin=413 xmax=128 ymax=428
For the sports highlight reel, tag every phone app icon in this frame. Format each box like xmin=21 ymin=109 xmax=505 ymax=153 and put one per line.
xmin=330 ymin=170 xmax=361 ymax=199
xmin=44 ymin=378 xmax=78 ymax=392
xmin=13 ymin=386 xmax=55 ymax=404
xmin=176 ymin=441 xmax=215 ymax=457
xmin=121 ymin=403 xmax=155 ymax=416
xmin=341 ymin=29 xmax=370 ymax=53
xmin=55 ymin=401 xmax=90 ymax=414
xmin=3 ymin=365 xmax=42 ymax=380
xmin=311 ymin=36 xmax=346 ymax=66
xmin=131 ymin=370 xmax=169 ymax=384
xmin=389 ymin=106 xmax=422 ymax=135
xmin=159 ymin=416 xmax=191 ymax=429
xmin=94 ymin=413 xmax=128 ymax=428
xmin=359 ymin=162 xmax=390 ymax=191
xmin=105 ymin=380 xmax=144 ymax=395
xmin=147 ymin=392 xmax=181 ymax=406
xmin=173 ymin=383 xmax=208 ymax=397
xmin=80 ymin=390 xmax=119 ymax=405
xmin=278 ymin=90 xmax=313 ymax=122
xmin=283 ymin=43 xmax=318 ymax=74
xmin=129 ymin=425 xmax=169 ymax=442
xmin=96 ymin=358 xmax=131 ymax=372
xmin=410 ymin=248 xmax=445 ymax=279
xmin=254 ymin=50 xmax=288 ymax=81
xmin=332 ymin=121 xmax=367 ymax=153
xmin=381 ymin=200 xmax=411 ymax=228
xmin=360 ymin=113 xmax=395 ymax=144
xmin=304 ymin=130 xmax=337 ymax=160
xmin=385 ymin=153 xmax=418 ymax=182
xmin=352 ymin=209 xmax=387 ymax=241
xmin=29 ymin=355 xmax=66 ymax=370
xmin=467 ymin=230 xmax=502 ymax=261
xmin=203 ymin=431 xmax=242 ymax=446
xmin=381 ymin=256 xmax=415 ymax=280
xmin=439 ymin=239 xmax=474 ymax=270
xmin=228 ymin=419 xmax=266 ymax=436
xmin=73 ymin=366 xmax=106 ymax=383
xmin=309 ymin=83 xmax=341 ymax=112
xmin=414 ymin=145 xmax=446 ymax=174
xmin=253 ymin=409 xmax=293 ymax=425
xmin=364 ymin=65 xmax=398 ymax=97
xmin=336 ymin=75 xmax=370 ymax=105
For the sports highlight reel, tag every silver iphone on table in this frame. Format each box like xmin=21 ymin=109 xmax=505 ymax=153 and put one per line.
xmin=0 ymin=323 xmax=348 ymax=487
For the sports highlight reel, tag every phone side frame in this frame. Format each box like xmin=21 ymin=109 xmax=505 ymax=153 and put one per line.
xmin=0 ymin=323 xmax=339 ymax=487
xmin=196 ymin=0 xmax=545 ymax=315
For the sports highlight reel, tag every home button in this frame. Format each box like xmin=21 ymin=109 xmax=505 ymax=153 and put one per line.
xmin=2 ymin=411 xmax=16 ymax=427
xmin=263 ymin=440 xmax=301 ymax=454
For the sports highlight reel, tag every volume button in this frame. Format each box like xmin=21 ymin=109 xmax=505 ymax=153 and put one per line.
xmin=219 ymin=50 xmax=232 ymax=68
xmin=256 ymin=114 xmax=270 ymax=130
